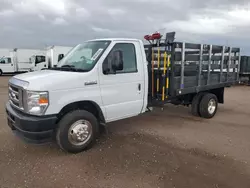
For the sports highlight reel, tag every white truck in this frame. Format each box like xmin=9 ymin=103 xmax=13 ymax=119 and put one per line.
xmin=0 ymin=48 xmax=13 ymax=74
xmin=5 ymin=32 xmax=241 ymax=153
xmin=0 ymin=48 xmax=45 ymax=75
xmin=46 ymin=45 xmax=73 ymax=68
xmin=29 ymin=46 xmax=73 ymax=72
xmin=29 ymin=52 xmax=47 ymax=72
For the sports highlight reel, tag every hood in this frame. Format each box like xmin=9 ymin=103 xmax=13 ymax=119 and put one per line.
xmin=12 ymin=70 xmax=92 ymax=91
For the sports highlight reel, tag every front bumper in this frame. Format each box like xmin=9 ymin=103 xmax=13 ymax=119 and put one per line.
xmin=5 ymin=101 xmax=58 ymax=144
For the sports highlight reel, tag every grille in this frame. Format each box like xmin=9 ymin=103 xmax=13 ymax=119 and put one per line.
xmin=8 ymin=83 xmax=24 ymax=110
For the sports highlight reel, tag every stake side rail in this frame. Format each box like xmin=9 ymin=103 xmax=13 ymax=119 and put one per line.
xmin=145 ymin=41 xmax=240 ymax=106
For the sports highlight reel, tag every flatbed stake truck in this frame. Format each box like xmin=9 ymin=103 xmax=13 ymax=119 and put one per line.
xmin=5 ymin=32 xmax=241 ymax=153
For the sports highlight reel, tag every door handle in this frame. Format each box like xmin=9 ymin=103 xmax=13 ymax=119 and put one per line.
xmin=11 ymin=64 xmax=13 ymax=66
xmin=138 ymin=83 xmax=141 ymax=91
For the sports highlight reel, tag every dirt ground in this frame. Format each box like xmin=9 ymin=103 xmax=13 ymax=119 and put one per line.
xmin=0 ymin=75 xmax=250 ymax=188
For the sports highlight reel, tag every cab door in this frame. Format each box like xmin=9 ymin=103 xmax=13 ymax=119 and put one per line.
xmin=0 ymin=57 xmax=14 ymax=73
xmin=34 ymin=56 xmax=47 ymax=71
xmin=99 ymin=41 xmax=145 ymax=122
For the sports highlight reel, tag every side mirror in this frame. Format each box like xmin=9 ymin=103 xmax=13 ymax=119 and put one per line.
xmin=58 ymin=54 xmax=64 ymax=62
xmin=111 ymin=50 xmax=123 ymax=71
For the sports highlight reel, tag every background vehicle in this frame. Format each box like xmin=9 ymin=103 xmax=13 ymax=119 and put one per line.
xmin=29 ymin=54 xmax=46 ymax=71
xmin=5 ymin=32 xmax=241 ymax=153
xmin=46 ymin=45 xmax=73 ymax=68
xmin=0 ymin=48 xmax=45 ymax=75
xmin=239 ymin=56 xmax=250 ymax=85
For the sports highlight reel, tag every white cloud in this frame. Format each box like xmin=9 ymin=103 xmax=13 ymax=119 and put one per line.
xmin=75 ymin=7 xmax=90 ymax=18
xmin=165 ymin=16 xmax=230 ymax=35
xmin=53 ymin=17 xmax=68 ymax=25
xmin=92 ymin=27 xmax=114 ymax=33
xmin=228 ymin=7 xmax=250 ymax=26
xmin=107 ymin=8 xmax=126 ymax=16
xmin=163 ymin=6 xmax=250 ymax=36
xmin=12 ymin=0 xmax=68 ymax=16
xmin=38 ymin=14 xmax=46 ymax=21
xmin=39 ymin=0 xmax=66 ymax=13
xmin=0 ymin=9 xmax=14 ymax=17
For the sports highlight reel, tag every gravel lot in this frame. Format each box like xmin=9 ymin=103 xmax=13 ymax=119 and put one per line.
xmin=0 ymin=75 xmax=250 ymax=188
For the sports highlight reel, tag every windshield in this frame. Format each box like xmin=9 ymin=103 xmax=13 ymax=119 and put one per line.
xmin=57 ymin=40 xmax=111 ymax=71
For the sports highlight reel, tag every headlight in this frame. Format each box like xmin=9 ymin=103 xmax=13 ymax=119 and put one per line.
xmin=25 ymin=90 xmax=49 ymax=115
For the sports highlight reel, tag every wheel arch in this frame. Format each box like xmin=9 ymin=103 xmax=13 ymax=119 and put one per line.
xmin=209 ymin=87 xmax=224 ymax=104
xmin=56 ymin=100 xmax=106 ymax=124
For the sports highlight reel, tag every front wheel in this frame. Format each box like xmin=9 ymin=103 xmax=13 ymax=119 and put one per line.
xmin=199 ymin=93 xmax=218 ymax=119
xmin=56 ymin=110 xmax=99 ymax=153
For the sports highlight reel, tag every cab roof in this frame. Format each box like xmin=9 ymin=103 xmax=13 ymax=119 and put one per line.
xmin=87 ymin=38 xmax=141 ymax=42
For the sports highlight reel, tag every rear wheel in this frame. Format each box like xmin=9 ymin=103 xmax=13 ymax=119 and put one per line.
xmin=0 ymin=70 xmax=2 ymax=76
xmin=191 ymin=92 xmax=206 ymax=116
xmin=56 ymin=110 xmax=99 ymax=153
xmin=199 ymin=93 xmax=218 ymax=119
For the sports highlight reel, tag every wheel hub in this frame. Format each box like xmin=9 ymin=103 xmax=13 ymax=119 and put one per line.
xmin=208 ymin=99 xmax=216 ymax=114
xmin=68 ymin=120 xmax=92 ymax=146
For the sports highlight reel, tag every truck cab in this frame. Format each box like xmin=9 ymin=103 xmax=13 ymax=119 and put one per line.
xmin=30 ymin=55 xmax=47 ymax=71
xmin=6 ymin=38 xmax=148 ymax=153
xmin=0 ymin=56 xmax=14 ymax=75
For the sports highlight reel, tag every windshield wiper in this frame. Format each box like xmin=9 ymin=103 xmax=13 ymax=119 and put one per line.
xmin=61 ymin=65 xmax=75 ymax=68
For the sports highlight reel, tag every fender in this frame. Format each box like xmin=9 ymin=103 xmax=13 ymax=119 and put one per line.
xmin=57 ymin=100 xmax=106 ymax=124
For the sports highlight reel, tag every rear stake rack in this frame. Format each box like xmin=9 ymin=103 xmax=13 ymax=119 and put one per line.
xmin=144 ymin=31 xmax=175 ymax=103
xmin=144 ymin=32 xmax=163 ymax=100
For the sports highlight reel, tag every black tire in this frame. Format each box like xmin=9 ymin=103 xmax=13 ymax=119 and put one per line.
xmin=56 ymin=110 xmax=99 ymax=153
xmin=0 ymin=70 xmax=2 ymax=76
xmin=199 ymin=93 xmax=218 ymax=119
xmin=191 ymin=92 xmax=206 ymax=116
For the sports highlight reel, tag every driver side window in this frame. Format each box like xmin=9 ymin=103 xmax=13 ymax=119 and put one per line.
xmin=103 ymin=43 xmax=137 ymax=75
xmin=36 ymin=56 xmax=45 ymax=65
xmin=0 ymin=58 xmax=11 ymax=64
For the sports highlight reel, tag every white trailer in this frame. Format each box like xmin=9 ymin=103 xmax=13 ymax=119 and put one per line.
xmin=0 ymin=48 xmax=45 ymax=75
xmin=46 ymin=46 xmax=73 ymax=68
xmin=0 ymin=48 xmax=12 ymax=58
